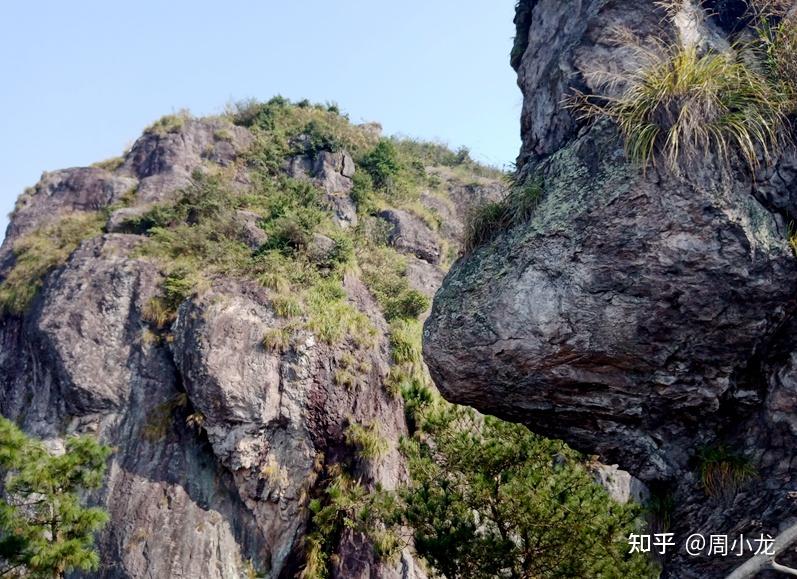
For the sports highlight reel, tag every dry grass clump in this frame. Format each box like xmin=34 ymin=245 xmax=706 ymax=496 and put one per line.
xmin=698 ymin=445 xmax=757 ymax=502
xmin=0 ymin=212 xmax=105 ymax=315
xmin=463 ymin=179 xmax=543 ymax=252
xmin=755 ymin=10 xmax=797 ymax=107
xmin=570 ymin=41 xmax=789 ymax=174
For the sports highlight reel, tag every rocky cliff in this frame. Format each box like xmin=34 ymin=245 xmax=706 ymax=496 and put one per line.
xmin=0 ymin=104 xmax=504 ymax=577
xmin=426 ymin=1 xmax=797 ymax=578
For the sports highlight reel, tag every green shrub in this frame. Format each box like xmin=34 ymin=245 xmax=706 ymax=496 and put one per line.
xmin=162 ymin=269 xmax=195 ymax=309
xmin=350 ymin=170 xmax=376 ymax=213
xmin=384 ymin=289 xmax=430 ymax=320
xmin=298 ymin=120 xmax=344 ymax=155
xmin=570 ymin=42 xmax=789 ymax=173
xmin=361 ymin=139 xmax=402 ymax=189
xmin=397 ymin=387 xmax=658 ymax=579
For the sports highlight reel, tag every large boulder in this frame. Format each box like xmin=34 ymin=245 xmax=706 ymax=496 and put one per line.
xmin=426 ymin=124 xmax=797 ymax=480
xmin=425 ymin=2 xmax=797 ymax=577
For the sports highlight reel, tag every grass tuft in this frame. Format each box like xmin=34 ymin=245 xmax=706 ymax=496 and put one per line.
xmin=697 ymin=445 xmax=757 ymax=501
xmin=569 ymin=41 xmax=790 ymax=174
xmin=463 ymin=179 xmax=543 ymax=252
xmin=0 ymin=212 xmax=105 ymax=315
xmin=345 ymin=422 xmax=389 ymax=462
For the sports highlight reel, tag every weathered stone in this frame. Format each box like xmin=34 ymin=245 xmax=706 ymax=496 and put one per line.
xmin=404 ymin=256 xmax=445 ymax=299
xmin=33 ymin=235 xmax=156 ymax=414
xmin=591 ymin=463 xmax=650 ymax=506
xmin=426 ymin=2 xmax=797 ymax=577
xmin=287 ymin=149 xmax=359 ymax=228
xmin=287 ymin=150 xmax=356 ymax=195
xmin=233 ymin=210 xmax=267 ymax=249
xmin=121 ymin=117 xmax=252 ymax=203
xmin=378 ymin=209 xmax=440 ymax=264
xmin=8 ymin=168 xmax=137 ymax=240
xmin=307 ymin=233 xmax=337 ymax=265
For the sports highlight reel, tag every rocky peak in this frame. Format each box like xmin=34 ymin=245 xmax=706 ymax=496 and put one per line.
xmin=0 ymin=101 xmax=506 ymax=578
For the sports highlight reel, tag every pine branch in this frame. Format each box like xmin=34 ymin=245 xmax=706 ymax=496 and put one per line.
xmin=726 ymin=522 xmax=797 ymax=579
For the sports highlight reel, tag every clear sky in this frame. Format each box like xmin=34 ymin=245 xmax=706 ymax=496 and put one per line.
xmin=0 ymin=0 xmax=522 ymax=242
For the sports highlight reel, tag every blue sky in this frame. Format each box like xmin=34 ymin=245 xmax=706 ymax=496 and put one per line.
xmin=0 ymin=1 xmax=522 ymax=242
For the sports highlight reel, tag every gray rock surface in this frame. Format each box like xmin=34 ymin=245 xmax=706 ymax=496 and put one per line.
xmin=591 ymin=463 xmax=650 ymax=506
xmin=287 ymin=150 xmax=358 ymax=228
xmin=233 ymin=210 xmax=268 ymax=249
xmin=378 ymin=209 xmax=440 ymax=265
xmin=426 ymin=2 xmax=797 ymax=577
xmin=120 ymin=116 xmax=252 ymax=203
xmin=8 ymin=167 xmax=137 ymax=240
xmin=0 ymin=116 xmax=454 ymax=578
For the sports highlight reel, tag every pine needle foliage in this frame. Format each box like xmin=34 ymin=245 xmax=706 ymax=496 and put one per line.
xmin=0 ymin=417 xmax=111 ymax=578
xmin=397 ymin=386 xmax=658 ymax=579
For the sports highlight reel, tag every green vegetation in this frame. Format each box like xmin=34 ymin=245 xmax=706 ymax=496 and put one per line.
xmin=697 ymin=445 xmax=757 ymax=501
xmin=301 ymin=465 xmax=400 ymax=579
xmin=571 ymin=41 xmax=790 ymax=174
xmin=0 ymin=417 xmax=111 ymax=578
xmin=2 ymin=97 xmax=653 ymax=577
xmin=754 ymin=6 xmax=797 ymax=106
xmin=357 ymin=245 xmax=430 ymax=321
xmin=360 ymin=139 xmax=402 ymax=190
xmin=144 ymin=110 xmax=190 ymax=136
xmin=464 ymin=178 xmax=543 ymax=252
xmin=344 ymin=422 xmax=390 ymax=462
xmin=397 ymin=386 xmax=657 ymax=579
xmin=0 ymin=212 xmax=106 ymax=315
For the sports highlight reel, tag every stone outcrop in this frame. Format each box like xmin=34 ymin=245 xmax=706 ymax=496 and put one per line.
xmin=425 ymin=2 xmax=797 ymax=578
xmin=378 ymin=209 xmax=441 ymax=265
xmin=120 ymin=116 xmax=252 ymax=203
xmin=287 ymin=150 xmax=358 ymax=228
xmin=0 ymin=108 xmax=503 ymax=577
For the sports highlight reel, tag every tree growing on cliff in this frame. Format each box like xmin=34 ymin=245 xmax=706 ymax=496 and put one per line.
xmin=398 ymin=384 xmax=658 ymax=579
xmin=0 ymin=417 xmax=111 ymax=578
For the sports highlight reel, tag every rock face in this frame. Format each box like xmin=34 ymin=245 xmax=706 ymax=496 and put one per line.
xmin=378 ymin=209 xmax=441 ymax=265
xmin=425 ymin=2 xmax=797 ymax=578
xmin=287 ymin=150 xmax=358 ymax=228
xmin=0 ymin=109 xmax=504 ymax=578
